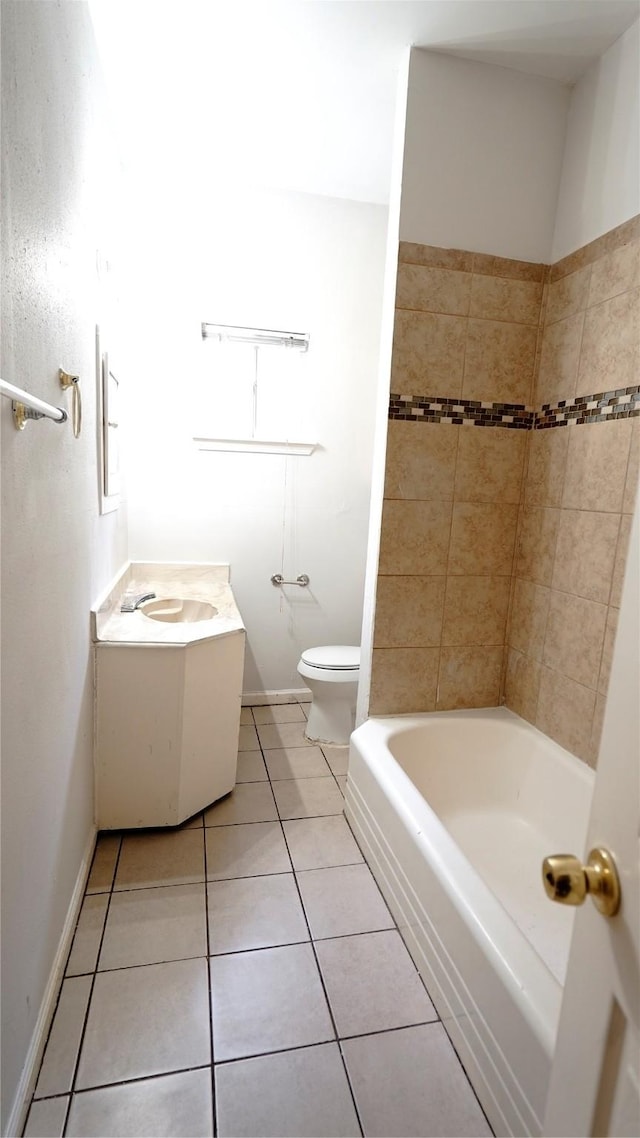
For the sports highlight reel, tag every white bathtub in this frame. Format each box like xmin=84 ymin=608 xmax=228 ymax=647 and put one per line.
xmin=344 ymin=707 xmax=594 ymax=1138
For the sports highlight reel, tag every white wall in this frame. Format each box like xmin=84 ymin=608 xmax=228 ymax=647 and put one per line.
xmin=400 ymin=49 xmax=569 ymax=262
xmin=0 ymin=3 xmax=127 ymax=1130
xmin=124 ymin=187 xmax=387 ymax=694
xmin=552 ymin=18 xmax=640 ymax=260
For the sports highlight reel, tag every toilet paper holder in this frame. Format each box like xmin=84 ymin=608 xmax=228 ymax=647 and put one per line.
xmin=271 ymin=574 xmax=310 ymax=587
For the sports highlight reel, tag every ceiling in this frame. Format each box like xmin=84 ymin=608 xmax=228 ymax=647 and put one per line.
xmin=89 ymin=0 xmax=640 ymax=204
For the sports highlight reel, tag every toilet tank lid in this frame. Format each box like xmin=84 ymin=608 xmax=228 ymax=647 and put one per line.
xmin=301 ymin=645 xmax=360 ymax=670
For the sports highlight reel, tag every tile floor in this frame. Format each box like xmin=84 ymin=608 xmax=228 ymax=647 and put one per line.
xmin=24 ymin=702 xmax=492 ymax=1138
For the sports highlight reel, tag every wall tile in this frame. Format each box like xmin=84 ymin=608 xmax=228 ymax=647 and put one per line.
xmin=562 ymin=419 xmax=632 ymax=512
xmin=587 ymin=694 xmax=607 ymax=769
xmin=537 ymin=666 xmax=596 ymax=760
xmin=576 ymin=288 xmax=640 ymax=397
xmin=471 ymin=253 xmax=546 ymax=283
xmin=469 ymin=275 xmax=543 ymax=325
xmin=542 ymin=591 xmax=607 ymax=689
xmin=437 ymin=647 xmax=503 ymax=710
xmin=378 ymin=500 xmax=452 ymax=576
xmin=610 ymin=514 xmax=632 ymax=608
xmin=525 ymin=428 xmax=569 ymax=507
xmin=598 ymin=607 xmax=620 ymax=697
xmin=369 ymin=649 xmax=439 ymax=715
xmin=448 ymin=502 xmax=518 ymax=576
xmin=395 ymin=264 xmax=471 ymax=316
xmin=453 ymin=426 xmax=526 ymax=505
xmin=384 ymin=421 xmax=458 ymax=501
xmin=391 ymin=310 xmax=467 ymax=393
xmin=399 ymin=242 xmax=473 ymax=272
xmin=462 ymin=319 xmax=537 ymax=404
xmin=623 ymin=418 xmax=639 ymax=514
xmin=374 ymin=576 xmax=446 ymax=648
xmin=552 ymin=510 xmax=620 ymax=603
xmin=504 ymin=649 xmax=541 ymax=723
xmin=508 ymin=578 xmax=550 ymax=659
xmin=588 ymin=240 xmax=640 ymax=306
xmin=515 ymin=506 xmax=560 ymax=586
xmin=441 ymin=576 xmax=510 ymax=647
xmin=545 ymin=266 xmax=591 ymax=325
xmin=536 ymin=313 xmax=584 ymax=406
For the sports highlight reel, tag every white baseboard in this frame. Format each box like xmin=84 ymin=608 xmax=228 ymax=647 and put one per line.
xmin=4 ymin=825 xmax=97 ymax=1138
xmin=242 ymin=688 xmax=311 ymax=705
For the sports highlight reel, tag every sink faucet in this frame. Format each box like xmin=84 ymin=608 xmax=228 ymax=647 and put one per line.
xmin=120 ymin=591 xmax=156 ymax=613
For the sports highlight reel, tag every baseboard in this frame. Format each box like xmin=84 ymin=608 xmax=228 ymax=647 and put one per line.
xmin=242 ymin=688 xmax=311 ymax=705
xmin=4 ymin=825 xmax=97 ymax=1138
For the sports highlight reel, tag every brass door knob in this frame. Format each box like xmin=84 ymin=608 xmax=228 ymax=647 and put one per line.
xmin=542 ymin=847 xmax=620 ymax=917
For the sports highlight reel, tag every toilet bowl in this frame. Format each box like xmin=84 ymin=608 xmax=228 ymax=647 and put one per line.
xmin=297 ymin=645 xmax=360 ymax=745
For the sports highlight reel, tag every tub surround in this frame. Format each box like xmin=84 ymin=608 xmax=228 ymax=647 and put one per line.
xmin=345 ymin=707 xmax=594 ymax=1137
xmin=371 ymin=218 xmax=639 ymax=767
xmin=93 ymin=563 xmax=246 ymax=829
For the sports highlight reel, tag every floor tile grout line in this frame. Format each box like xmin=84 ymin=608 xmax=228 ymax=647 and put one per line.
xmin=202 ymin=817 xmax=218 ymax=1136
xmin=59 ymin=832 xmax=123 ymax=1137
xmin=47 ymin=1062 xmax=214 ymax=1100
xmin=270 ymin=759 xmax=365 ymax=1138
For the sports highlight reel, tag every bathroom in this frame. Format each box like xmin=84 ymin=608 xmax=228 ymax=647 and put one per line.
xmin=1 ymin=1 xmax=639 ymax=1136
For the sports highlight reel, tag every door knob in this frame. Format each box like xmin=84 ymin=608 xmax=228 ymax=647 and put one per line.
xmin=542 ymin=847 xmax=620 ymax=917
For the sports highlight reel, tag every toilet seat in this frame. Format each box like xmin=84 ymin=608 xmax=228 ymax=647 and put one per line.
xmin=300 ymin=645 xmax=360 ymax=671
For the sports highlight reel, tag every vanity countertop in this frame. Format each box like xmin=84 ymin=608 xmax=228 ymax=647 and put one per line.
xmin=92 ymin=562 xmax=245 ymax=646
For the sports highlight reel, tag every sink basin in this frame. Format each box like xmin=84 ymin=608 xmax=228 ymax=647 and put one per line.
xmin=139 ymin=597 xmax=217 ymax=623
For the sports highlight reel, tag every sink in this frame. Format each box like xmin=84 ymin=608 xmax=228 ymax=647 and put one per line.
xmin=139 ymin=597 xmax=217 ymax=623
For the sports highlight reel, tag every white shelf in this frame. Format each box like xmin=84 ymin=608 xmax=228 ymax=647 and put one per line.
xmin=193 ymin=437 xmax=318 ymax=456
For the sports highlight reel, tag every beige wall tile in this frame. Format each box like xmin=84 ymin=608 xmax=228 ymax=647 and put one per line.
xmin=441 ymin=576 xmax=510 ymax=647
xmin=399 ymin=243 xmax=473 ymax=272
xmin=462 ymin=320 xmax=537 ymax=404
xmin=576 ymin=288 xmax=640 ymax=397
xmin=588 ymin=240 xmax=640 ymax=307
xmin=369 ymin=648 xmax=440 ymax=714
xmin=391 ymin=310 xmax=466 ymax=394
xmin=536 ymin=666 xmax=596 ymax=760
xmin=536 ymin=313 xmax=584 ymax=407
xmin=562 ymin=419 xmax=632 ymax=512
xmin=623 ymin=418 xmax=639 ymax=514
xmin=598 ymin=607 xmax=620 ymax=697
xmin=587 ymin=694 xmax=607 ymax=769
xmin=379 ymin=500 xmax=452 ymax=576
xmin=395 ymin=264 xmax=471 ymax=316
xmin=448 ymin=502 xmax=519 ymax=576
xmin=471 ymin=253 xmax=546 ymax=283
xmin=525 ymin=428 xmax=569 ymax=507
xmin=542 ymin=591 xmax=607 ymax=689
xmin=374 ymin=576 xmax=446 ymax=648
xmin=453 ymin=427 xmax=526 ymax=505
xmin=436 ymin=646 xmax=503 ymax=710
xmin=384 ymin=421 xmax=458 ymax=501
xmin=552 ymin=510 xmax=620 ymax=603
xmin=469 ymin=275 xmax=543 ymax=325
xmin=516 ymin=506 xmax=560 ymax=586
xmin=610 ymin=514 xmax=632 ymax=608
xmin=545 ymin=266 xmax=591 ymax=325
xmin=504 ymin=649 xmax=541 ymax=723
xmin=508 ymin=578 xmax=550 ymax=659
xmin=550 ymin=234 xmax=609 ymax=283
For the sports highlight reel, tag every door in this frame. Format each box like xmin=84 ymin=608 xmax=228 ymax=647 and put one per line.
xmin=543 ymin=498 xmax=640 ymax=1137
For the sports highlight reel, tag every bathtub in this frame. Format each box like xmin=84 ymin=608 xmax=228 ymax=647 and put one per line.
xmin=344 ymin=707 xmax=594 ymax=1138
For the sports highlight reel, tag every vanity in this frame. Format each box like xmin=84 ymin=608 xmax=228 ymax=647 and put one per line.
xmin=92 ymin=562 xmax=245 ymax=829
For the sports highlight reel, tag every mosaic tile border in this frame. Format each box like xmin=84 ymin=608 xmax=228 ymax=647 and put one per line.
xmin=389 ymin=386 xmax=640 ymax=430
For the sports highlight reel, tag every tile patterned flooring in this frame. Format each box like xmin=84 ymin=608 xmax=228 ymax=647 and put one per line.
xmin=24 ymin=702 xmax=492 ymax=1138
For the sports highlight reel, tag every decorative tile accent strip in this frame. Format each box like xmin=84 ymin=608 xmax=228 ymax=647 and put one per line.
xmin=388 ymin=394 xmax=534 ymax=429
xmin=388 ymin=386 xmax=640 ymax=430
xmin=535 ymin=386 xmax=640 ymax=429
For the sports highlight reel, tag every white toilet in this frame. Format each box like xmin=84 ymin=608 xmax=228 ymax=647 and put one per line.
xmin=297 ymin=645 xmax=360 ymax=745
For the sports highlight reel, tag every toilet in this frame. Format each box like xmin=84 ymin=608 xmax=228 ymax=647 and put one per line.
xmin=297 ymin=645 xmax=360 ymax=745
